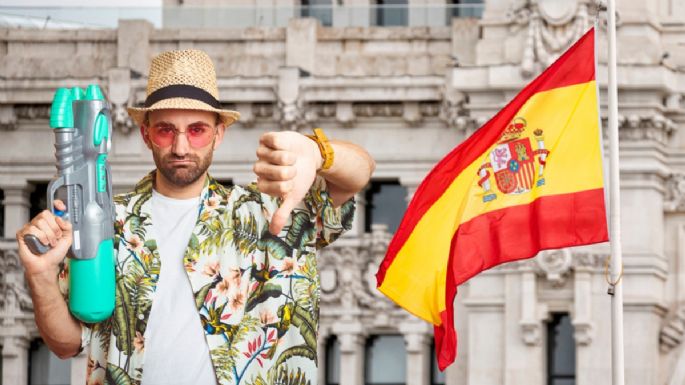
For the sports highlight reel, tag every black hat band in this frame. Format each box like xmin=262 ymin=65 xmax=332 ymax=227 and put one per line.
xmin=145 ymin=84 xmax=221 ymax=109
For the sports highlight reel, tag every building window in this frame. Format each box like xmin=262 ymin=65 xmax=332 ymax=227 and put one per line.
xmin=28 ymin=339 xmax=70 ymax=385
xmin=365 ymin=335 xmax=406 ymax=385
xmin=373 ymin=0 xmax=408 ymax=27
xmin=365 ymin=180 xmax=407 ymax=233
xmin=547 ymin=313 xmax=576 ymax=385
xmin=301 ymin=0 xmax=333 ymax=26
xmin=29 ymin=182 xmax=48 ymax=220
xmin=430 ymin=341 xmax=446 ymax=385
xmin=449 ymin=0 xmax=484 ymax=18
xmin=326 ymin=335 xmax=341 ymax=385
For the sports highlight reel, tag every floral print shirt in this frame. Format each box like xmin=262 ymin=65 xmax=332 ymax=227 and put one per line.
xmin=59 ymin=171 xmax=354 ymax=385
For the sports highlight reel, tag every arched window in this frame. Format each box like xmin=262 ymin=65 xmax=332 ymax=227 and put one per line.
xmin=365 ymin=335 xmax=406 ymax=385
xmin=547 ymin=313 xmax=576 ymax=385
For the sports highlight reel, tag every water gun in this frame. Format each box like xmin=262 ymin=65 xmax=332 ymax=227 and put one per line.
xmin=24 ymin=85 xmax=115 ymax=323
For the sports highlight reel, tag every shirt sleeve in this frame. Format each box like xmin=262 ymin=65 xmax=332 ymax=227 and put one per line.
xmin=303 ymin=175 xmax=356 ymax=249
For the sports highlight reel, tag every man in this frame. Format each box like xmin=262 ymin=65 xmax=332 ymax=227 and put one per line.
xmin=15 ymin=50 xmax=374 ymax=385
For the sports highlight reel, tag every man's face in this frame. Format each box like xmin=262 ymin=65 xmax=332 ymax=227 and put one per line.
xmin=141 ymin=109 xmax=225 ymax=188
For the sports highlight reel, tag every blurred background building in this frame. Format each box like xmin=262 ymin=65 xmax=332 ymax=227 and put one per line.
xmin=0 ymin=0 xmax=684 ymax=384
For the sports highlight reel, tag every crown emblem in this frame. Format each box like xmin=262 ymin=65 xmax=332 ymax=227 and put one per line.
xmin=500 ymin=117 xmax=527 ymax=142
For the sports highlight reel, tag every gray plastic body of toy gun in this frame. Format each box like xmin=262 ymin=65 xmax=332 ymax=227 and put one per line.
xmin=24 ymin=85 xmax=116 ymax=323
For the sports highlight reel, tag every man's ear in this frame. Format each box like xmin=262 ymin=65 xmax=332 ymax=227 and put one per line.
xmin=213 ymin=123 xmax=226 ymax=150
xmin=140 ymin=125 xmax=153 ymax=150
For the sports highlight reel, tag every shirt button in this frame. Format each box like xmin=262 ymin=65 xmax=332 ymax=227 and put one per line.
xmin=138 ymin=313 xmax=144 ymax=320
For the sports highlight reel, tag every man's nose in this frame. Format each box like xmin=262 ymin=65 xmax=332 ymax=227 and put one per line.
xmin=171 ymin=131 xmax=190 ymax=156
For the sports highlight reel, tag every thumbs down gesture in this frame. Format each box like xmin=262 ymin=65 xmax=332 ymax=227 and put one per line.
xmin=254 ymin=131 xmax=323 ymax=235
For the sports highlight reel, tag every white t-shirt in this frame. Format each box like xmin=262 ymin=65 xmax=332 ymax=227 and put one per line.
xmin=141 ymin=190 xmax=217 ymax=385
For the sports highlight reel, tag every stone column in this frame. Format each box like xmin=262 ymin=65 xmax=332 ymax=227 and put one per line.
xmin=399 ymin=177 xmax=422 ymax=206
xmin=1 ymin=336 xmax=30 ymax=385
xmin=334 ymin=322 xmax=365 ymax=385
xmin=117 ymin=20 xmax=152 ymax=76
xmin=400 ymin=321 xmax=432 ymax=385
xmin=286 ymin=18 xmax=318 ymax=74
xmin=317 ymin=330 xmax=327 ymax=384
xmin=504 ymin=269 xmax=544 ymax=385
xmin=1 ymin=181 xmax=34 ymax=238
xmin=621 ymin=171 xmax=668 ymax=385
xmin=465 ymin=273 xmax=505 ymax=385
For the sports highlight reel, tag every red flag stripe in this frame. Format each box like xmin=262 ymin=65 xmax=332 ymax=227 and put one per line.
xmin=435 ymin=187 xmax=608 ymax=370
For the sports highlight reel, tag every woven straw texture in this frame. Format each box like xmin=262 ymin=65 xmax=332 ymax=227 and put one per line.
xmin=127 ymin=49 xmax=240 ymax=127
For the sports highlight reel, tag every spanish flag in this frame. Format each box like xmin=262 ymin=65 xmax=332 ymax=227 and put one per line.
xmin=376 ymin=28 xmax=608 ymax=370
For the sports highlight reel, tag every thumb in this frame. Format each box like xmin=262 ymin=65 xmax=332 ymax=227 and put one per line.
xmin=270 ymin=196 xmax=298 ymax=235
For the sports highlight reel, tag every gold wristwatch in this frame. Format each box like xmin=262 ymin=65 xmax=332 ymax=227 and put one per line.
xmin=307 ymin=128 xmax=334 ymax=171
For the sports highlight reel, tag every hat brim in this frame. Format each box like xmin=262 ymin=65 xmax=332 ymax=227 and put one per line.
xmin=127 ymin=97 xmax=240 ymax=127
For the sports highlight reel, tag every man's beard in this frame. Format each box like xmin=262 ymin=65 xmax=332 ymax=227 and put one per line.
xmin=153 ymin=150 xmax=213 ymax=187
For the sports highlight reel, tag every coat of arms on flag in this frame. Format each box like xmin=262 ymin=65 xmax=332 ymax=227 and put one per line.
xmin=477 ymin=117 xmax=550 ymax=202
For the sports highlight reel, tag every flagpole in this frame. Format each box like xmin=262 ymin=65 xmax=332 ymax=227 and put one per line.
xmin=606 ymin=0 xmax=625 ymax=384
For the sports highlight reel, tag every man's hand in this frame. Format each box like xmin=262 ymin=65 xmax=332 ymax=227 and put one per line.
xmin=254 ymin=131 xmax=322 ymax=235
xmin=15 ymin=199 xmax=82 ymax=359
xmin=16 ymin=199 xmax=73 ymax=282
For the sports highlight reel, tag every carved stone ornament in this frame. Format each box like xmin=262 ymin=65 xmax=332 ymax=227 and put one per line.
xmin=0 ymin=105 xmax=18 ymax=131
xmin=665 ymin=172 xmax=685 ymax=212
xmin=335 ymin=102 xmax=355 ymax=127
xmin=112 ymin=103 xmax=135 ymax=134
xmin=509 ymin=0 xmax=598 ymax=77
xmin=319 ymin=224 xmax=395 ymax=311
xmin=277 ymin=98 xmax=308 ymax=131
xmin=660 ymin=304 xmax=685 ymax=352
xmin=611 ymin=114 xmax=676 ymax=145
xmin=253 ymin=103 xmax=275 ymax=119
xmin=1 ymin=245 xmax=34 ymax=326
xmin=353 ymin=103 xmax=403 ymax=118
xmin=573 ymin=318 xmax=594 ymax=345
xmin=520 ymin=321 xmax=541 ymax=345
xmin=535 ymin=248 xmax=573 ymax=287
xmin=233 ymin=103 xmax=255 ymax=128
xmin=15 ymin=105 xmax=51 ymax=120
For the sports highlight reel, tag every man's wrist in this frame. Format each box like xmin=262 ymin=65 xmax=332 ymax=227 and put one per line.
xmin=305 ymin=134 xmax=325 ymax=172
xmin=25 ymin=269 xmax=60 ymax=289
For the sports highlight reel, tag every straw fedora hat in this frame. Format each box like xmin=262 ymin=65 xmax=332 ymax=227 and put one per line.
xmin=127 ymin=49 xmax=240 ymax=127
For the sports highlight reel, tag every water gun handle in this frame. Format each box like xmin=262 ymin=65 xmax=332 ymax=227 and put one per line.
xmin=24 ymin=234 xmax=51 ymax=255
xmin=23 ymin=175 xmax=68 ymax=255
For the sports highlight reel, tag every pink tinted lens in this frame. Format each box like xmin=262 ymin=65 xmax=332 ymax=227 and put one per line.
xmin=149 ymin=126 xmax=214 ymax=148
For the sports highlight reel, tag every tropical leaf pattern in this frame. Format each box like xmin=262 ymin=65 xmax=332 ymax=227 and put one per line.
xmin=58 ymin=171 xmax=354 ymax=385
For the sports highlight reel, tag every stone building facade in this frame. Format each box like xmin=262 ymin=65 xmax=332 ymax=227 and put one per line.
xmin=0 ymin=0 xmax=684 ymax=384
